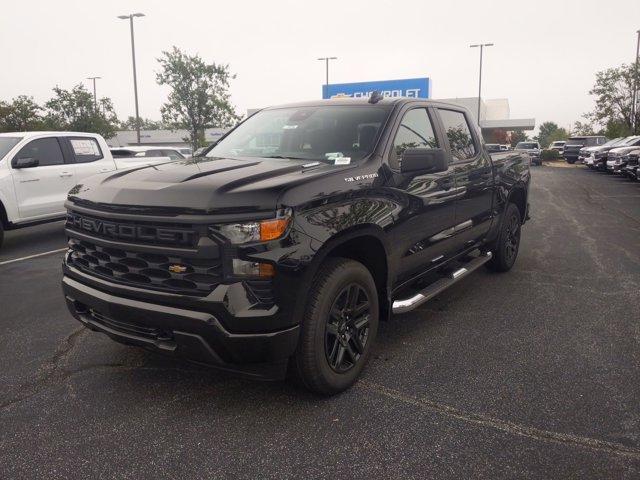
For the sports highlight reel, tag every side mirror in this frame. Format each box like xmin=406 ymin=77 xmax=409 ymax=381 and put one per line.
xmin=13 ymin=157 xmax=39 ymax=169
xmin=400 ymin=148 xmax=448 ymax=174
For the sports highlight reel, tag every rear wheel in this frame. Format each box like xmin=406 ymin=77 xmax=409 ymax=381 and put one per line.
xmin=291 ymin=258 xmax=379 ymax=395
xmin=0 ymin=222 xmax=4 ymax=250
xmin=487 ymin=203 xmax=521 ymax=272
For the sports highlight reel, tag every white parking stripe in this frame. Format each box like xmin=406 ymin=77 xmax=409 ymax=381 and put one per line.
xmin=0 ymin=248 xmax=68 ymax=267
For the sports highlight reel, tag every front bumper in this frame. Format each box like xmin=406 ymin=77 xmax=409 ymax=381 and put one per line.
xmin=62 ymin=271 xmax=300 ymax=380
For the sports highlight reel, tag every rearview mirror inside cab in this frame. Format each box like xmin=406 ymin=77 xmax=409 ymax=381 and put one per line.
xmin=12 ymin=157 xmax=40 ymax=169
xmin=401 ymin=148 xmax=448 ymax=174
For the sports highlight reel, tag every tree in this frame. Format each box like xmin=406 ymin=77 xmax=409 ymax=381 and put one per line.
xmin=510 ymin=130 xmax=529 ymax=146
xmin=120 ymin=116 xmax=166 ymax=130
xmin=535 ymin=121 xmax=568 ymax=148
xmin=0 ymin=96 xmax=44 ymax=132
xmin=571 ymin=120 xmax=596 ymax=136
xmin=490 ymin=129 xmax=509 ymax=144
xmin=156 ymin=47 xmax=240 ymax=150
xmin=586 ymin=63 xmax=640 ymax=135
xmin=44 ymin=84 xmax=119 ymax=139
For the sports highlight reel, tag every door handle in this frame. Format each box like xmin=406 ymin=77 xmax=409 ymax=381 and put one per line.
xmin=98 ymin=168 xmax=112 ymax=173
xmin=59 ymin=172 xmax=73 ymax=178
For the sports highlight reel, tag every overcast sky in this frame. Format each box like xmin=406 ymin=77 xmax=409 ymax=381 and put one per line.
xmin=2 ymin=0 xmax=639 ymax=133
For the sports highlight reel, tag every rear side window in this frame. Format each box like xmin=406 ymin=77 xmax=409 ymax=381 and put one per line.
xmin=438 ymin=109 xmax=478 ymax=161
xmin=162 ymin=149 xmax=184 ymax=160
xmin=390 ymin=108 xmax=438 ymax=169
xmin=144 ymin=149 xmax=165 ymax=157
xmin=15 ymin=138 xmax=65 ymax=166
xmin=69 ymin=138 xmax=103 ymax=163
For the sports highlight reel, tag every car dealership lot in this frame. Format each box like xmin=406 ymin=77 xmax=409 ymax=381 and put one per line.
xmin=1 ymin=167 xmax=639 ymax=479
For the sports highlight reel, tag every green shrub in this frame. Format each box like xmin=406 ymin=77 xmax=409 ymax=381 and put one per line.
xmin=541 ymin=149 xmax=560 ymax=161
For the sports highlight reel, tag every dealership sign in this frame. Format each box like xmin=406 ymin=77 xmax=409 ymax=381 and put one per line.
xmin=322 ymin=77 xmax=431 ymax=100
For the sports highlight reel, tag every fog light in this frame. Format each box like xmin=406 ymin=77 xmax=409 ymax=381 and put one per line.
xmin=232 ymin=259 xmax=275 ymax=277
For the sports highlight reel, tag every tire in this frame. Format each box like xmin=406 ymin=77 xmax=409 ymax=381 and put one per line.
xmin=566 ymin=158 xmax=576 ymax=164
xmin=486 ymin=203 xmax=522 ymax=273
xmin=0 ymin=222 xmax=4 ymax=250
xmin=291 ymin=257 xmax=379 ymax=395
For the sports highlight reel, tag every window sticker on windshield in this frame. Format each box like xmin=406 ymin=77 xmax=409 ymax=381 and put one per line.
xmin=334 ymin=157 xmax=351 ymax=165
xmin=282 ymin=125 xmax=298 ymax=130
xmin=325 ymin=152 xmax=343 ymax=160
xmin=70 ymin=139 xmax=99 ymax=156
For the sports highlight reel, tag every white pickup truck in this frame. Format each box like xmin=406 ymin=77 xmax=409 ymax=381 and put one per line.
xmin=0 ymin=131 xmax=172 ymax=248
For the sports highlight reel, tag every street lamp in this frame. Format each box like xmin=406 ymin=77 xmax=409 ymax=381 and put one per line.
xmin=118 ymin=13 xmax=145 ymax=144
xmin=317 ymin=57 xmax=337 ymax=97
xmin=470 ymin=43 xmax=494 ymax=125
xmin=86 ymin=76 xmax=101 ymax=112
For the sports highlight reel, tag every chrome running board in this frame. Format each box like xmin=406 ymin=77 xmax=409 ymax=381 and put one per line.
xmin=392 ymin=252 xmax=492 ymax=315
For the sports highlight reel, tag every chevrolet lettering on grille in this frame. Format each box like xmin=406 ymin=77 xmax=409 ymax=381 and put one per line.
xmin=66 ymin=213 xmax=195 ymax=246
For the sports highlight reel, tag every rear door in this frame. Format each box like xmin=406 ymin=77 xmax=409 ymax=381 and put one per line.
xmin=10 ymin=136 xmax=75 ymax=220
xmin=62 ymin=136 xmax=116 ymax=180
xmin=437 ymin=108 xmax=494 ymax=251
xmin=385 ymin=105 xmax=459 ymax=285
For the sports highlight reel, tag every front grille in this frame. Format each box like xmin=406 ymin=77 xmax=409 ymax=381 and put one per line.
xmin=68 ymin=238 xmax=222 ymax=295
xmin=66 ymin=212 xmax=199 ymax=248
xmin=90 ymin=309 xmax=169 ymax=340
xmin=627 ymin=156 xmax=639 ymax=166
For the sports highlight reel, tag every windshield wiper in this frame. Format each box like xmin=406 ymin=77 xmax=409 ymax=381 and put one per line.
xmin=262 ymin=155 xmax=312 ymax=161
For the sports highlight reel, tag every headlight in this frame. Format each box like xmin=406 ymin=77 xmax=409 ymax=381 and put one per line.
xmin=213 ymin=214 xmax=291 ymax=244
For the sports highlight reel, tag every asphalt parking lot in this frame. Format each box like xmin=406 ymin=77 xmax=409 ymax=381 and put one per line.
xmin=1 ymin=166 xmax=639 ymax=479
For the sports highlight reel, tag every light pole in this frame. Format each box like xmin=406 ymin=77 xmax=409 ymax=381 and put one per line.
xmin=118 ymin=13 xmax=145 ymax=144
xmin=86 ymin=76 xmax=101 ymax=112
xmin=470 ymin=43 xmax=494 ymax=125
xmin=632 ymin=30 xmax=640 ymax=134
xmin=317 ymin=57 xmax=337 ymax=97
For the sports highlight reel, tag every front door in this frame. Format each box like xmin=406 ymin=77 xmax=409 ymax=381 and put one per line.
xmin=385 ymin=106 xmax=459 ymax=285
xmin=11 ymin=137 xmax=76 ymax=220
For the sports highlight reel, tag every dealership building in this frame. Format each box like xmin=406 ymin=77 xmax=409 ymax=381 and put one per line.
xmin=110 ymin=77 xmax=534 ymax=147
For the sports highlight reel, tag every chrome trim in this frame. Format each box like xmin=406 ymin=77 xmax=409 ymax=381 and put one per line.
xmin=392 ymin=252 xmax=492 ymax=314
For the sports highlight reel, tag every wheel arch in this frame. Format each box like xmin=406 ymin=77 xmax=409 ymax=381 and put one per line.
xmin=302 ymin=225 xmax=392 ymax=322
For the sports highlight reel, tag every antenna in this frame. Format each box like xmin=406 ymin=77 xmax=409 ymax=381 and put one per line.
xmin=369 ymin=91 xmax=384 ymax=104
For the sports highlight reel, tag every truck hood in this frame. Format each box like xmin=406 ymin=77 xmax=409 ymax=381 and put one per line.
xmin=69 ymin=156 xmax=341 ymax=214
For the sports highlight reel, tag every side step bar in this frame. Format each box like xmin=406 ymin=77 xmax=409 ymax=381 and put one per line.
xmin=392 ymin=252 xmax=492 ymax=315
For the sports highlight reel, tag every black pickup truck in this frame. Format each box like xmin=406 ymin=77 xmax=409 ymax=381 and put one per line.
xmin=62 ymin=98 xmax=530 ymax=395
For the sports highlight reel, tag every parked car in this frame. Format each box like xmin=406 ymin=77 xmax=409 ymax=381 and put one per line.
xmin=514 ymin=141 xmax=542 ymax=165
xmin=563 ymin=136 xmax=608 ymax=164
xmin=605 ymin=137 xmax=640 ymax=173
xmin=0 ymin=132 xmax=172 ymax=249
xmin=548 ymin=140 xmax=566 ymax=156
xmin=61 ymin=98 xmax=530 ymax=395
xmin=110 ymin=146 xmax=185 ymax=161
xmin=500 ymin=144 xmax=510 ymax=151
xmin=580 ymin=137 xmax=623 ymax=165
xmin=485 ymin=143 xmax=502 ymax=153
xmin=622 ymin=147 xmax=640 ymax=180
xmin=585 ymin=136 xmax=640 ymax=171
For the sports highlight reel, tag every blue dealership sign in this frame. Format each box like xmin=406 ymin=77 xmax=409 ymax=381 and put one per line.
xmin=322 ymin=77 xmax=431 ymax=100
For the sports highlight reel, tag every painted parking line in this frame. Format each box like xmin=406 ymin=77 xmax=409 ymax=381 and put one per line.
xmin=0 ymin=248 xmax=68 ymax=267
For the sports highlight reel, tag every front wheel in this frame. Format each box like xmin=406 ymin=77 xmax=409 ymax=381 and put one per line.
xmin=291 ymin=258 xmax=379 ymax=395
xmin=566 ymin=158 xmax=576 ymax=164
xmin=487 ymin=203 xmax=522 ymax=272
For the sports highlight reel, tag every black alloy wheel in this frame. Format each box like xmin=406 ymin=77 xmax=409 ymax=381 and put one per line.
xmin=324 ymin=283 xmax=371 ymax=373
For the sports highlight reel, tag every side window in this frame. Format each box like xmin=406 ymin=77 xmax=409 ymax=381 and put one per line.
xmin=144 ymin=150 xmax=164 ymax=157
xmin=438 ymin=109 xmax=478 ymax=161
xmin=15 ymin=138 xmax=64 ymax=166
xmin=163 ymin=150 xmax=183 ymax=160
xmin=390 ymin=108 xmax=438 ymax=169
xmin=69 ymin=138 xmax=103 ymax=163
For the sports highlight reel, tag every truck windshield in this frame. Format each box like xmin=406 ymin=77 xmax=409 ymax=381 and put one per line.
xmin=0 ymin=137 xmax=22 ymax=160
xmin=207 ymin=105 xmax=392 ymax=163
xmin=516 ymin=142 xmax=538 ymax=149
